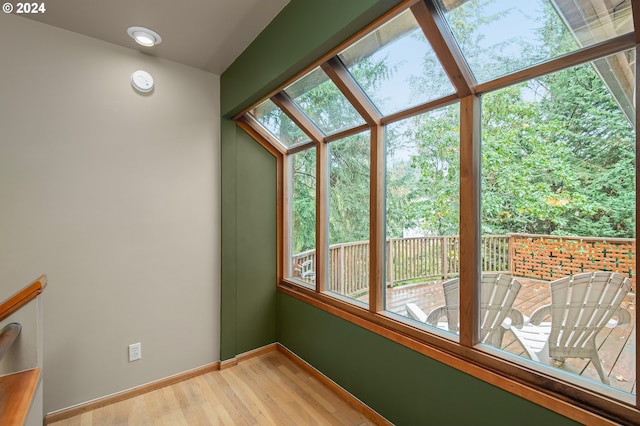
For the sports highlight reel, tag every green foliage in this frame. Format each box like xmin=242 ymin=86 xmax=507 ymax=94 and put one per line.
xmin=291 ymin=149 xmax=316 ymax=253
xmin=291 ymin=56 xmax=396 ymax=249
xmin=289 ymin=0 xmax=636 ymax=256
xmin=390 ymin=105 xmax=460 ymax=237
xmin=412 ymin=1 xmax=635 ymax=239
xmin=480 ymin=63 xmax=635 ymax=238
xmin=542 ymin=64 xmax=635 ymax=237
xmin=329 ymin=134 xmax=371 ymax=244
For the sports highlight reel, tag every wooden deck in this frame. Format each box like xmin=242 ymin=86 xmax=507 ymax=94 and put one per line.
xmin=385 ymin=278 xmax=637 ymax=395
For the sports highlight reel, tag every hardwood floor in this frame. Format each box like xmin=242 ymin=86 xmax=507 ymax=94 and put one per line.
xmin=49 ymin=350 xmax=378 ymax=426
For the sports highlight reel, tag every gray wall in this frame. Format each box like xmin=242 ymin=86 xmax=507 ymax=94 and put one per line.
xmin=0 ymin=14 xmax=220 ymax=414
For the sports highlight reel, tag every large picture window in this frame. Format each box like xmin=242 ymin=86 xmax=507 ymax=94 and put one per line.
xmin=480 ymin=51 xmax=636 ymax=397
xmin=238 ymin=0 xmax=638 ymax=422
xmin=385 ymin=105 xmax=460 ymax=333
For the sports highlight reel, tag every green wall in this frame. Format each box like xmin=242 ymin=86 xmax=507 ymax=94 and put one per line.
xmin=220 ymin=0 xmax=405 ymax=360
xmin=221 ymin=0 xmax=405 ymax=117
xmin=277 ymin=293 xmax=579 ymax=426
xmin=220 ymin=121 xmax=277 ymax=360
xmin=220 ymin=0 xmax=578 ymax=424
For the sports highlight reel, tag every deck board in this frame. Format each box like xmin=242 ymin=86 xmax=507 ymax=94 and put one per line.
xmin=385 ymin=278 xmax=636 ymax=395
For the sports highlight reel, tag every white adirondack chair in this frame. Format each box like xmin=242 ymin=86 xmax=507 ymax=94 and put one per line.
xmin=510 ymin=271 xmax=632 ymax=385
xmin=295 ymin=259 xmax=315 ymax=283
xmin=407 ymin=273 xmax=524 ymax=348
xmin=406 ymin=302 xmax=428 ymax=323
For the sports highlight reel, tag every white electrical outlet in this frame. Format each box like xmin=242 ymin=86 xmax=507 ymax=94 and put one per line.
xmin=128 ymin=342 xmax=142 ymax=362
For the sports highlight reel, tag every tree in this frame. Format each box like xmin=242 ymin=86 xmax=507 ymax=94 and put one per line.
xmin=408 ymin=0 xmax=635 ymax=239
xmin=290 ymin=55 xmax=394 ymax=250
xmin=291 ymin=149 xmax=316 ymax=254
xmin=387 ymin=105 xmax=460 ymax=237
xmin=542 ymin=63 xmax=635 ymax=237
xmin=289 ymin=0 xmax=636 ymax=255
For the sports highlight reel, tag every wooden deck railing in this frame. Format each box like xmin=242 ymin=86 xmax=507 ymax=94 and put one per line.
xmin=291 ymin=234 xmax=635 ymax=297
xmin=329 ymin=241 xmax=369 ymax=297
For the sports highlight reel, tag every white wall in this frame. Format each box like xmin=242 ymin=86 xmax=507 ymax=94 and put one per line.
xmin=0 ymin=14 xmax=220 ymax=414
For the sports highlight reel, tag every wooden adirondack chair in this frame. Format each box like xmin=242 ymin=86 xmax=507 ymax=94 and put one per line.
xmin=406 ymin=273 xmax=524 ymax=348
xmin=510 ymin=271 xmax=632 ymax=385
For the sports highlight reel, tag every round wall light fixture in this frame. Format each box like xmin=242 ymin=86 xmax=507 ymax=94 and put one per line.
xmin=127 ymin=26 xmax=162 ymax=47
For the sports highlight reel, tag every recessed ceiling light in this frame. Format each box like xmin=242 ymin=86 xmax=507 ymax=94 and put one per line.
xmin=127 ymin=26 xmax=162 ymax=47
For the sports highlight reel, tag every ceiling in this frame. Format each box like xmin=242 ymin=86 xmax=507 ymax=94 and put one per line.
xmin=20 ymin=0 xmax=290 ymax=75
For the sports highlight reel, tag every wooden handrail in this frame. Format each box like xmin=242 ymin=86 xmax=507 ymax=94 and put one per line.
xmin=0 ymin=275 xmax=47 ymax=323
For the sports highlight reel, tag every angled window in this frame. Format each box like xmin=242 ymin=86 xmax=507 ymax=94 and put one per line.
xmin=249 ymin=99 xmax=310 ymax=148
xmin=284 ymin=67 xmax=365 ymax=135
xmin=339 ymin=9 xmax=455 ymax=116
xmin=437 ymin=0 xmax=634 ymax=83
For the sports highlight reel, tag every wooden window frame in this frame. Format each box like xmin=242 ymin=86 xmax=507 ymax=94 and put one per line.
xmin=235 ymin=0 xmax=640 ymax=423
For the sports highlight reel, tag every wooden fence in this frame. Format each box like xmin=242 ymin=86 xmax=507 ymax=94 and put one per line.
xmin=291 ymin=234 xmax=636 ymax=298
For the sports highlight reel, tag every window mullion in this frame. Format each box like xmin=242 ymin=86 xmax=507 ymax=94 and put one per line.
xmin=321 ymin=57 xmax=381 ymax=126
xmin=635 ymin=43 xmax=639 ymax=412
xmin=282 ymin=155 xmax=292 ymax=281
xmin=271 ymin=92 xmax=325 ymax=143
xmin=369 ymin=125 xmax=385 ymax=313
xmin=316 ymin=141 xmax=329 ymax=293
xmin=634 ymin=4 xmax=640 ymax=44
xmin=237 ymin=114 xmax=286 ymax=155
xmin=411 ymin=0 xmax=475 ymax=97
xmin=475 ymin=33 xmax=635 ymax=96
xmin=459 ymin=95 xmax=481 ymax=347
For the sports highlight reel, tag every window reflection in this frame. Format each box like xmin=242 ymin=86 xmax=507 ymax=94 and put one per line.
xmin=438 ymin=0 xmax=633 ymax=83
xmin=284 ymin=68 xmax=365 ymax=135
xmin=339 ymin=9 xmax=454 ymax=115
xmin=250 ymin=99 xmax=309 ymax=148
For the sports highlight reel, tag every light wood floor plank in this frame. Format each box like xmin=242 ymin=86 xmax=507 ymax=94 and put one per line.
xmin=49 ymin=350 xmax=378 ymax=426
xmin=275 ymin=363 xmax=343 ymax=424
xmin=194 ymin=375 xmax=229 ymax=425
xmin=142 ymin=386 xmax=165 ymax=425
xmin=225 ymin=367 xmax=276 ymax=424
xmin=208 ymin=369 xmax=256 ymax=425
xmin=241 ymin=361 xmax=300 ymax=425
xmin=233 ymin=365 xmax=291 ymax=425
